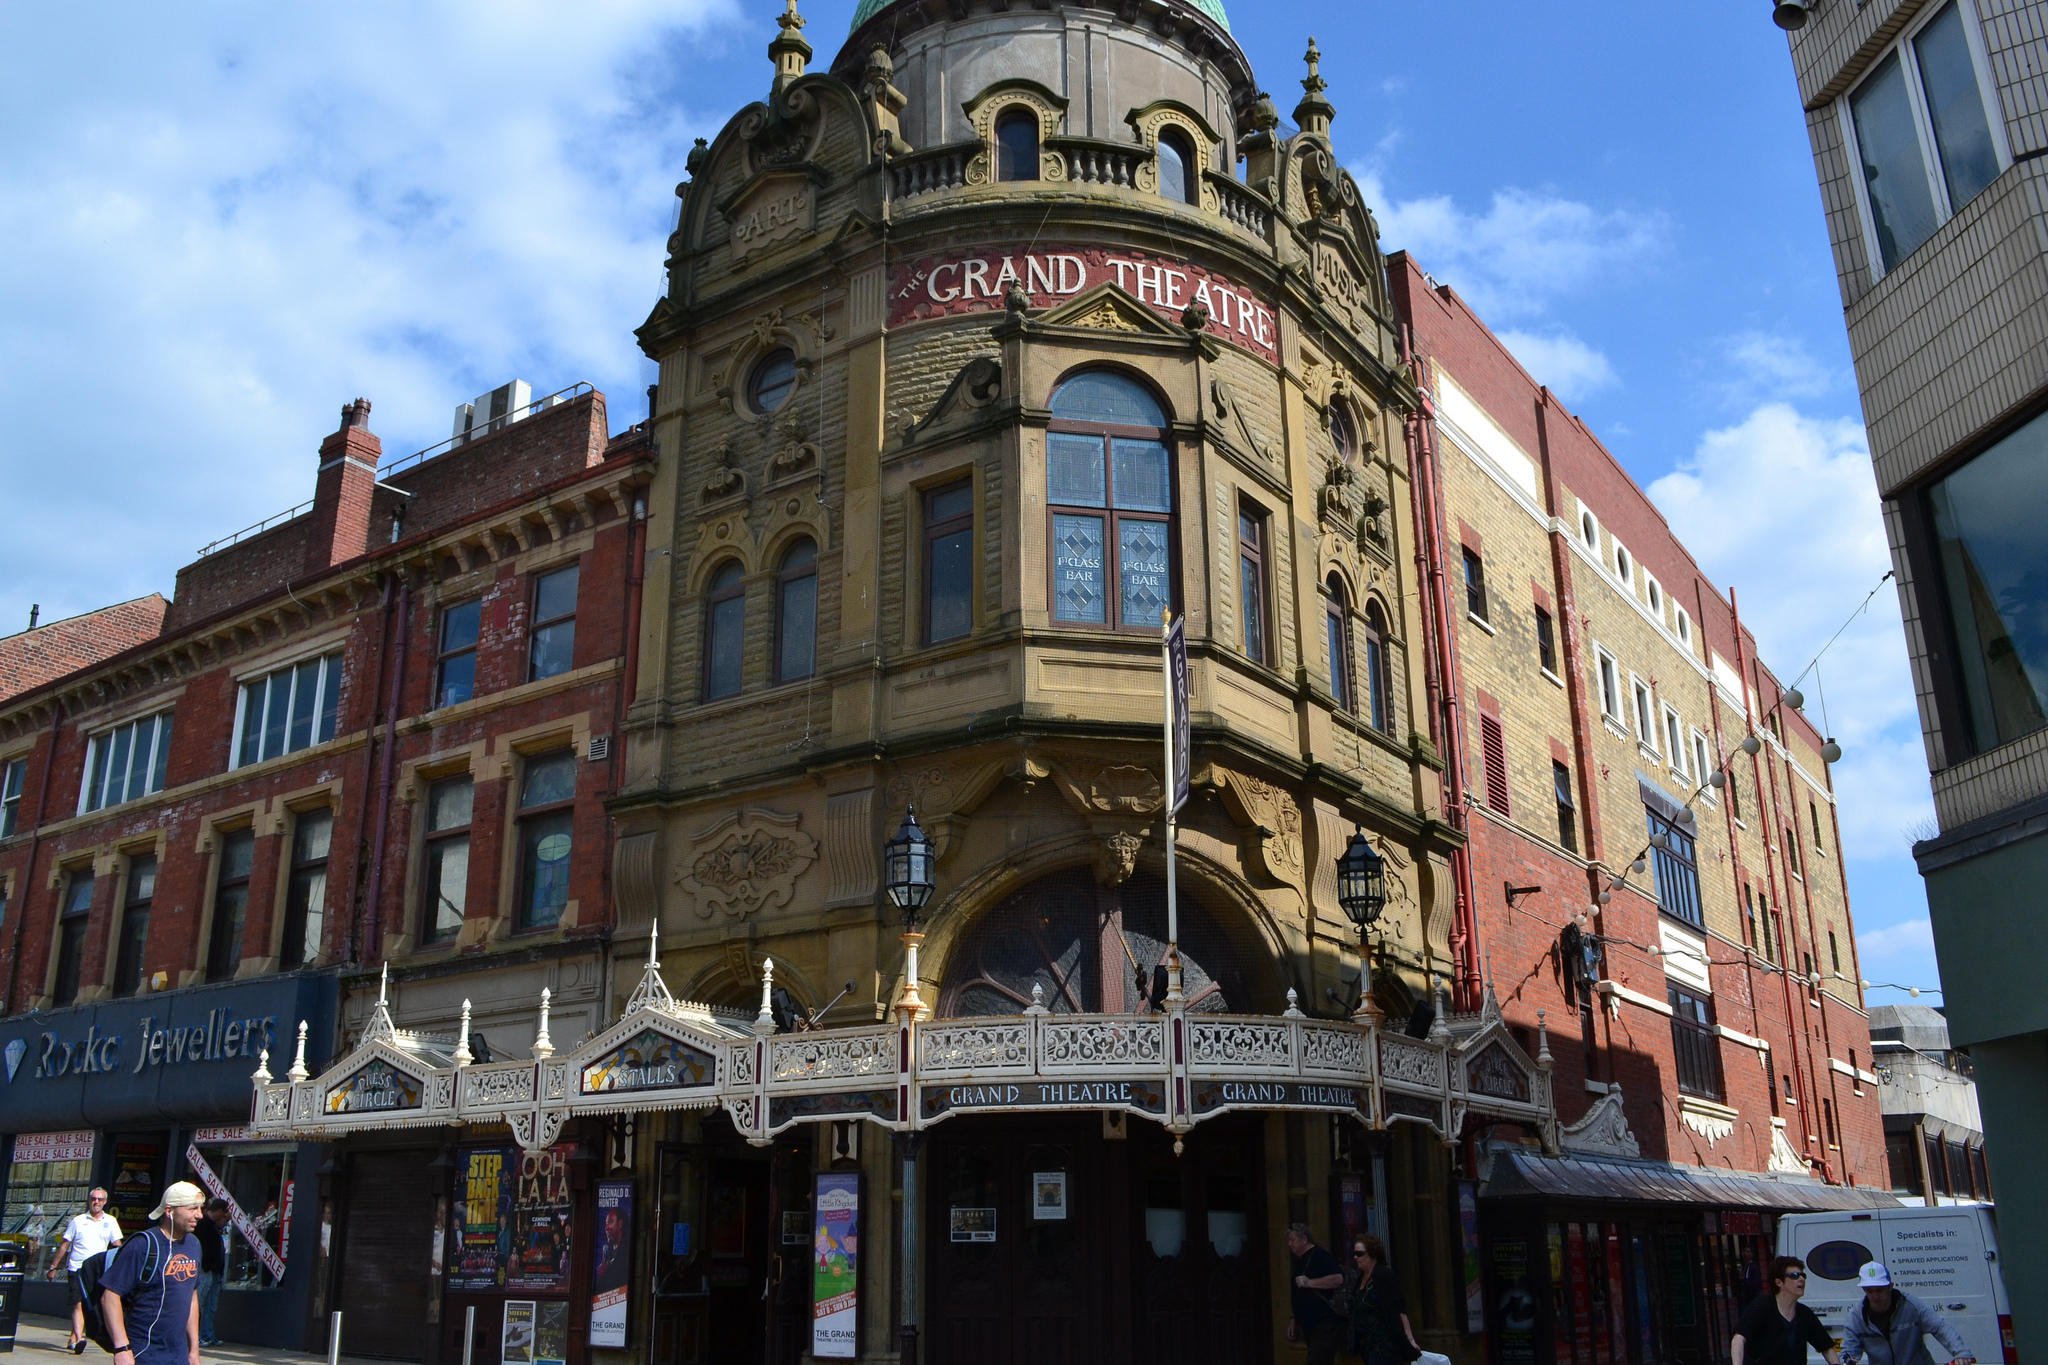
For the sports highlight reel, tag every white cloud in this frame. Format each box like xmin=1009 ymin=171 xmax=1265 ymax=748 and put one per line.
xmin=0 ymin=1 xmax=742 ymax=631
xmin=1715 ymin=331 xmax=1839 ymax=406
xmin=1356 ymin=171 xmax=1666 ymax=322
xmin=1495 ymin=329 xmax=1617 ymax=402
xmin=1648 ymin=403 xmax=1935 ymax=864
xmin=1855 ymin=914 xmax=1946 ymax=999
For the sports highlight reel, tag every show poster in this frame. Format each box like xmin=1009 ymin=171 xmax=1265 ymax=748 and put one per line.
xmin=501 ymin=1301 xmax=536 ymax=1365
xmin=507 ymin=1145 xmax=574 ymax=1292
xmin=534 ymin=1301 xmax=568 ymax=1365
xmin=811 ymin=1174 xmax=859 ymax=1360
xmin=590 ymin=1181 xmax=634 ymax=1349
xmin=453 ymin=1149 xmax=513 ymax=1290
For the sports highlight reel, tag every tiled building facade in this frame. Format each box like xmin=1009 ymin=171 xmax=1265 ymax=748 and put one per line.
xmin=1783 ymin=0 xmax=2048 ymax=1351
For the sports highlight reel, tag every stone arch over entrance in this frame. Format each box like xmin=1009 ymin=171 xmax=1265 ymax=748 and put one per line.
xmin=918 ymin=832 xmax=1294 ymax=1016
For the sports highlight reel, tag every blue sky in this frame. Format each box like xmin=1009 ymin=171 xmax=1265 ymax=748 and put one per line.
xmin=0 ymin=2 xmax=1940 ymax=1000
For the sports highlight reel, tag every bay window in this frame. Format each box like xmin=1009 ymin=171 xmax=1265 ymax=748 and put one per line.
xmin=1046 ymin=371 xmax=1174 ymax=633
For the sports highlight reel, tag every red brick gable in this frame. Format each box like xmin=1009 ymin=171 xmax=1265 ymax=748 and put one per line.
xmin=0 ymin=594 xmax=168 ymax=704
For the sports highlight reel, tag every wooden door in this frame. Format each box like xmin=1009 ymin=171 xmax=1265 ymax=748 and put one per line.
xmin=927 ymin=1117 xmax=1108 ymax=1365
xmin=339 ymin=1149 xmax=438 ymax=1361
xmin=1128 ymin=1115 xmax=1269 ymax=1365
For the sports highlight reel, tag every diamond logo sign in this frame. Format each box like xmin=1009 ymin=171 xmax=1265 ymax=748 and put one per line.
xmin=3 ymin=1038 xmax=25 ymax=1083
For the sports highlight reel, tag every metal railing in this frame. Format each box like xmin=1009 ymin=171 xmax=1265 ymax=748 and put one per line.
xmin=193 ymin=382 xmax=594 ymax=559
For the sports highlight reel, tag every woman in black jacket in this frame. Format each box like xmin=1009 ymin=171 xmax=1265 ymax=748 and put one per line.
xmin=1347 ymin=1235 xmax=1421 ymax=1365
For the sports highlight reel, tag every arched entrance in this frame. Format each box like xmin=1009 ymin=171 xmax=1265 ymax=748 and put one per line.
xmin=925 ymin=868 xmax=1273 ymax=1365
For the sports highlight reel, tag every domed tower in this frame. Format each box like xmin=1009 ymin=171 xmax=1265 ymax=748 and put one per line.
xmin=622 ymin=5 xmax=1471 ymax=1360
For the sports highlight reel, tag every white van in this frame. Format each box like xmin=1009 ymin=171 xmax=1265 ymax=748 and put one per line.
xmin=1778 ymin=1205 xmax=2014 ymax=1364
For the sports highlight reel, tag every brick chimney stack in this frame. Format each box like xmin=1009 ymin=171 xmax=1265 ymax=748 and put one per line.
xmin=306 ymin=398 xmax=382 ymax=574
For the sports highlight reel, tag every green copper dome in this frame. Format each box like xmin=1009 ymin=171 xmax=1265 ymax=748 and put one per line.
xmin=849 ymin=0 xmax=1229 ymax=33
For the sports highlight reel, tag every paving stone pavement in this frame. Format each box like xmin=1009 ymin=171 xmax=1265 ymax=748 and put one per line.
xmin=11 ymin=1313 xmax=388 ymax=1364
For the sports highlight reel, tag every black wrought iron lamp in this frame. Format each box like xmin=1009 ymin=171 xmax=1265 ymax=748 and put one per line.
xmin=884 ymin=806 xmax=937 ymax=1018
xmin=1335 ymin=828 xmax=1387 ymax=1021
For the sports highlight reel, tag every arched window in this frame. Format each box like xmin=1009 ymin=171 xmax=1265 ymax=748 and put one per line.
xmin=1046 ymin=372 xmax=1173 ymax=631
xmin=1363 ymin=601 xmax=1392 ymax=733
xmin=749 ymin=349 xmax=797 ymax=414
xmin=775 ymin=538 xmax=818 ymax=684
xmin=1331 ymin=405 xmax=1357 ymax=464
xmin=995 ymin=108 xmax=1040 ymax=183
xmin=703 ymin=560 xmax=745 ymax=700
xmin=1325 ymin=574 xmax=1354 ymax=714
xmin=1157 ymin=129 xmax=1197 ymax=205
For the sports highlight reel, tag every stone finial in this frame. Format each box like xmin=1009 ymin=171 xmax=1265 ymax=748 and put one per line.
xmin=454 ymin=999 xmax=474 ymax=1067
xmin=754 ymin=957 xmax=779 ymax=1035
xmin=533 ymin=987 xmax=555 ymax=1060
xmin=287 ymin=1020 xmax=310 ymax=1083
xmin=1283 ymin=987 xmax=1305 ymax=1019
xmin=1294 ymin=38 xmax=1336 ymax=138
xmin=770 ymin=0 xmax=812 ymax=95
xmin=1024 ymin=981 xmax=1049 ymax=1016
xmin=1181 ymin=300 xmax=1209 ymax=332
xmin=1536 ymin=1009 xmax=1554 ymax=1071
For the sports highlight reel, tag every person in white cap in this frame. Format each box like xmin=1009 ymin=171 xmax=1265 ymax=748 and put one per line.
xmin=98 ymin=1180 xmax=206 ymax=1365
xmin=1841 ymin=1262 xmax=1975 ymax=1365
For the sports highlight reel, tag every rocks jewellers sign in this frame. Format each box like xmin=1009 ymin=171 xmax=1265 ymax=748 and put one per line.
xmin=0 ymin=972 xmax=337 ymax=1129
xmin=889 ymin=245 xmax=1280 ymax=365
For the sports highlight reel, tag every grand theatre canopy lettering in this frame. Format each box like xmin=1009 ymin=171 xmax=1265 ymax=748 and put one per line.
xmin=251 ymin=954 xmax=1556 ymax=1153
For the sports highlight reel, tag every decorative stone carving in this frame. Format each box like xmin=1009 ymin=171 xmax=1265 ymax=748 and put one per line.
xmin=1070 ymin=298 xmax=1144 ymax=333
xmin=726 ymin=170 xmax=817 ymax=266
xmin=1680 ymin=1095 xmax=1737 ymax=1147
xmin=1211 ymin=768 xmax=1304 ymax=885
xmin=1095 ymin=829 xmax=1145 ymax=886
xmin=769 ymin=417 xmax=820 ymax=478
xmin=1769 ymin=1118 xmax=1809 ymax=1174
xmin=1560 ymin=1088 xmax=1641 ymax=1158
xmin=1085 ymin=765 xmax=1163 ymax=814
xmin=612 ymin=831 xmax=662 ymax=934
xmin=1211 ymin=378 xmax=1279 ymax=466
xmin=961 ymin=80 xmax=1068 ymax=187
xmin=702 ymin=442 xmax=746 ymax=506
xmin=676 ymin=808 xmax=820 ymax=920
xmin=824 ymin=789 xmax=876 ymax=906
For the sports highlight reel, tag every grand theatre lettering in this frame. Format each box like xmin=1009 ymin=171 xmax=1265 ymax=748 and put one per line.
xmin=890 ymin=245 xmax=1280 ymax=364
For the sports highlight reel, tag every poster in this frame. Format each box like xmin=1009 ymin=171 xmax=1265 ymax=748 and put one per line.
xmin=1032 ymin=1172 xmax=1067 ymax=1221
xmin=812 ymin=1174 xmax=859 ymax=1360
xmin=501 ymin=1301 xmax=536 ymax=1365
xmin=507 ymin=1146 xmax=573 ymax=1292
xmin=1458 ymin=1182 xmax=1484 ymax=1333
xmin=590 ymin=1180 xmax=634 ymax=1349
xmin=454 ymin=1149 xmax=512 ymax=1290
xmin=949 ymin=1207 xmax=995 ymax=1243
xmin=535 ymin=1301 xmax=568 ymax=1365
xmin=1493 ymin=1239 xmax=1537 ymax=1365
xmin=108 ymin=1140 xmax=161 ymax=1229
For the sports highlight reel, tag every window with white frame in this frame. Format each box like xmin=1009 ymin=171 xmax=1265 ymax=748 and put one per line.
xmin=1597 ymin=648 xmax=1622 ymax=721
xmin=1645 ymin=573 xmax=1663 ymax=619
xmin=81 ymin=712 xmax=174 ymax=814
xmin=1614 ymin=542 xmax=1632 ymax=586
xmin=1842 ymin=0 xmax=2006 ymax=276
xmin=1 ymin=758 xmax=24 ymax=837
xmin=234 ymin=653 xmax=342 ymax=768
xmin=1675 ymin=606 xmax=1693 ymax=649
xmin=1691 ymin=730 xmax=1715 ymax=795
xmin=1579 ymin=506 xmax=1600 ymax=554
xmin=1632 ymin=676 xmax=1656 ymax=749
xmin=1664 ymin=706 xmax=1687 ymax=776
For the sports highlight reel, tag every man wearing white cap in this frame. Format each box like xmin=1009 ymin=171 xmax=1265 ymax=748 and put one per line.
xmin=98 ymin=1181 xmax=206 ymax=1365
xmin=1841 ymin=1262 xmax=1975 ymax=1365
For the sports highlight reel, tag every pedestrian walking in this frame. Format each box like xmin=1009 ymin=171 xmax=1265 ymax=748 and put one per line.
xmin=99 ymin=1180 xmax=206 ymax=1365
xmin=46 ymin=1187 xmax=121 ymax=1355
xmin=1732 ymin=1256 xmax=1841 ymax=1365
xmin=1840 ymin=1263 xmax=1976 ymax=1365
xmin=1285 ymin=1222 xmax=1347 ymax=1365
xmin=1347 ymin=1234 xmax=1422 ymax=1365
xmin=192 ymin=1199 xmax=230 ymax=1346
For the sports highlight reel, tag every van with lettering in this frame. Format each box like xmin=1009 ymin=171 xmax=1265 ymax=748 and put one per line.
xmin=1778 ymin=1205 xmax=2013 ymax=1363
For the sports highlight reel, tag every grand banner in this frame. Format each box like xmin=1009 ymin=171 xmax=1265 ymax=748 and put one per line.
xmin=889 ymin=245 xmax=1280 ymax=364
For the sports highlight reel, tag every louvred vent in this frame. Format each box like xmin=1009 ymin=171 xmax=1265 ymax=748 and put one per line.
xmin=1480 ymin=712 xmax=1511 ymax=817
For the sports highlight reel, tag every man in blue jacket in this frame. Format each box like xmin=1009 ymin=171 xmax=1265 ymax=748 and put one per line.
xmin=1841 ymin=1263 xmax=1976 ymax=1365
xmin=99 ymin=1181 xmax=206 ymax=1365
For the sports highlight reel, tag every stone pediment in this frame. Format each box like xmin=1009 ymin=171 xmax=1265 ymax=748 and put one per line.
xmin=721 ymin=166 xmax=823 ymax=266
xmin=1037 ymin=283 xmax=1189 ymax=342
xmin=902 ymin=356 xmax=1003 ymax=449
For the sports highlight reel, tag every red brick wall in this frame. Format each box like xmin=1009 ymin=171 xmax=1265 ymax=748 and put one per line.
xmin=0 ymin=596 xmax=168 ymax=704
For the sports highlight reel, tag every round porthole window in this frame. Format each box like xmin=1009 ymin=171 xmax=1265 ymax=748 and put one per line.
xmin=749 ymin=348 xmax=798 ymax=414
xmin=536 ymin=832 xmax=573 ymax=864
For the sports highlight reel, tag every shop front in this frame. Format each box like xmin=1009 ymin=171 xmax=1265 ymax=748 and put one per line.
xmin=250 ymin=949 xmax=1558 ymax=1365
xmin=1474 ymin=1140 xmax=1898 ymax=1365
xmin=0 ymin=970 xmax=338 ymax=1344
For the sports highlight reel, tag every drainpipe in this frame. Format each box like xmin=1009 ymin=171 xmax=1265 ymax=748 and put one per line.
xmin=362 ymin=572 xmax=411 ymax=963
xmin=1399 ymin=334 xmax=1481 ymax=1010
xmin=3 ymin=700 xmax=65 ymax=1015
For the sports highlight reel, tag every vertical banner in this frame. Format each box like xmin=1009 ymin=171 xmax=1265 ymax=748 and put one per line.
xmin=590 ymin=1180 xmax=634 ymax=1348
xmin=1165 ymin=615 xmax=1190 ymax=814
xmin=1492 ymin=1239 xmax=1537 ymax=1365
xmin=1458 ymin=1182 xmax=1484 ymax=1333
xmin=811 ymin=1174 xmax=859 ymax=1360
xmin=454 ymin=1149 xmax=512 ymax=1290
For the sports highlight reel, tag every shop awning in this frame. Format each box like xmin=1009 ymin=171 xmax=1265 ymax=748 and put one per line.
xmin=1481 ymin=1149 xmax=1900 ymax=1212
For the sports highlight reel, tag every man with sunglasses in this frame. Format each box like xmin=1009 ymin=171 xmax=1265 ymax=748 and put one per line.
xmin=1733 ymin=1256 xmax=1842 ymax=1365
xmin=47 ymin=1188 xmax=122 ymax=1355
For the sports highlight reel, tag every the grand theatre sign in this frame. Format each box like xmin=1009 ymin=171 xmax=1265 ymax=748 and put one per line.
xmin=249 ymin=953 xmax=1555 ymax=1152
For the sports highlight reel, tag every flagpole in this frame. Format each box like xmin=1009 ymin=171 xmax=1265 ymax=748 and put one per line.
xmin=1162 ymin=606 xmax=1183 ymax=1004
